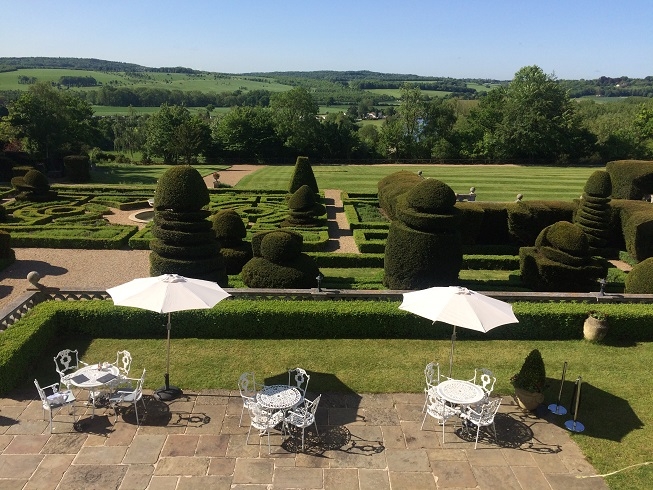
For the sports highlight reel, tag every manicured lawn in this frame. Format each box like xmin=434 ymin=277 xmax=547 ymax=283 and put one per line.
xmin=28 ymin=337 xmax=652 ymax=489
xmin=89 ymin=164 xmax=227 ymax=185
xmin=236 ymin=164 xmax=600 ymax=201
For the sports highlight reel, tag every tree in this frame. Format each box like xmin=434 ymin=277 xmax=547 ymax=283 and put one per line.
xmin=270 ymin=87 xmax=320 ymax=156
xmin=144 ymin=104 xmax=210 ymax=163
xmin=212 ymin=106 xmax=281 ymax=161
xmin=7 ymin=82 xmax=98 ymax=167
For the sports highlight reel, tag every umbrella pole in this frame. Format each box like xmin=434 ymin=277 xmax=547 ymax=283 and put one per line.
xmin=449 ymin=326 xmax=456 ymax=378
xmin=155 ymin=312 xmax=183 ymax=402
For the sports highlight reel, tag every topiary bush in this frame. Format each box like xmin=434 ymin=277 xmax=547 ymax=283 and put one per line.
xmin=507 ymin=200 xmax=576 ymax=246
xmin=63 ymin=155 xmax=91 ymax=183
xmin=149 ymin=165 xmax=227 ymax=284
xmin=288 ymin=156 xmax=319 ymax=194
xmin=210 ymin=209 xmax=251 ymax=274
xmin=283 ymin=184 xmax=326 ymax=227
xmin=605 ymin=160 xmax=653 ymax=200
xmin=573 ymin=170 xmax=613 ymax=255
xmin=241 ymin=229 xmax=320 ymax=288
xmin=10 ymin=169 xmax=58 ymax=202
xmin=520 ymin=221 xmax=608 ymax=292
xmin=384 ymin=178 xmax=462 ymax=289
xmin=624 ymin=257 xmax=653 ymax=293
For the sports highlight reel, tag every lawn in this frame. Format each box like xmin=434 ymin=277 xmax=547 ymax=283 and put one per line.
xmin=28 ymin=336 xmax=652 ymax=489
xmin=236 ymin=164 xmax=600 ymax=201
xmin=89 ymin=164 xmax=227 ymax=185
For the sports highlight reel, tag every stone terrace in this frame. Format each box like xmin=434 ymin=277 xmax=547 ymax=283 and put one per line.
xmin=0 ymin=389 xmax=608 ymax=489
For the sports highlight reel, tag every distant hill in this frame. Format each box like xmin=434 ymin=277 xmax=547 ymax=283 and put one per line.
xmin=0 ymin=57 xmax=199 ymax=74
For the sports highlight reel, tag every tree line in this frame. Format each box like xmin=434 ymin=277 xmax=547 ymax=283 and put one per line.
xmin=2 ymin=66 xmax=653 ymax=169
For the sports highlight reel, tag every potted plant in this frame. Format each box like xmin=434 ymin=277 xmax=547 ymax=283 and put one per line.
xmin=511 ymin=348 xmax=546 ymax=410
xmin=583 ymin=310 xmax=608 ymax=342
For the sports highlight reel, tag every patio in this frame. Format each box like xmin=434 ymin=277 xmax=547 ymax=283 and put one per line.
xmin=0 ymin=388 xmax=608 ymax=489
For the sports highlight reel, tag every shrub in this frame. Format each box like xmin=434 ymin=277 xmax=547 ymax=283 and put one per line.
xmin=625 ymin=257 xmax=653 ymax=293
xmin=10 ymin=169 xmax=58 ymax=202
xmin=150 ymin=166 xmax=226 ymax=284
xmin=288 ymin=156 xmax=318 ymax=194
xmin=613 ymin=199 xmax=653 ymax=261
xmin=507 ymin=200 xmax=576 ymax=246
xmin=605 ymin=160 xmax=653 ymax=200
xmin=377 ymin=170 xmax=422 ymax=219
xmin=63 ymin=155 xmax=90 ymax=183
xmin=510 ymin=349 xmax=546 ymax=393
xmin=520 ymin=221 xmax=608 ymax=292
xmin=574 ymin=170 xmax=612 ymax=254
xmin=285 ymin=185 xmax=326 ymax=226
xmin=0 ymin=229 xmax=11 ymax=256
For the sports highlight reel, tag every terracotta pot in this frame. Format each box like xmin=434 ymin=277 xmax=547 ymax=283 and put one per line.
xmin=584 ymin=316 xmax=608 ymax=342
xmin=514 ymin=387 xmax=545 ymax=411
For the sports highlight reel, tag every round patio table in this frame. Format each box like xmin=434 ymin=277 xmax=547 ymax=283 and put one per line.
xmin=256 ymin=384 xmax=302 ymax=411
xmin=435 ymin=379 xmax=485 ymax=406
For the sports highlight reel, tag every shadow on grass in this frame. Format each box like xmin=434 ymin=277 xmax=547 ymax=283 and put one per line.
xmin=545 ymin=379 xmax=643 ymax=442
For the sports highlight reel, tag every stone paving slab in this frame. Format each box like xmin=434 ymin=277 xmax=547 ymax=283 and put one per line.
xmin=0 ymin=390 xmax=609 ymax=489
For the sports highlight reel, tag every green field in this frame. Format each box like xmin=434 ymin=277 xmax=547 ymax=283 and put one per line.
xmin=236 ymin=164 xmax=600 ymax=201
xmin=0 ymin=68 xmax=291 ymax=93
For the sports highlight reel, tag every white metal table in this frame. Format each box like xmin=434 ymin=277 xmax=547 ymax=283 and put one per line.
xmin=256 ymin=384 xmax=302 ymax=412
xmin=435 ymin=379 xmax=485 ymax=406
xmin=68 ymin=363 xmax=120 ymax=416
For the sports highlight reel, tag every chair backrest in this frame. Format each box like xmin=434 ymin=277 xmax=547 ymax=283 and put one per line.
xmin=238 ymin=372 xmax=256 ymax=399
xmin=425 ymin=390 xmax=447 ymax=415
xmin=133 ymin=369 xmax=146 ymax=400
xmin=306 ymin=394 xmax=321 ymax=417
xmin=479 ymin=371 xmax=496 ymax=395
xmin=478 ymin=398 xmax=502 ymax=425
xmin=424 ymin=362 xmax=440 ymax=387
xmin=289 ymin=368 xmax=310 ymax=395
xmin=54 ymin=349 xmax=80 ymax=377
xmin=115 ymin=350 xmax=132 ymax=376
xmin=34 ymin=379 xmax=48 ymax=405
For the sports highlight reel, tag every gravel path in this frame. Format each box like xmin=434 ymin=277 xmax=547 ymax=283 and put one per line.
xmin=0 ymin=165 xmax=359 ymax=310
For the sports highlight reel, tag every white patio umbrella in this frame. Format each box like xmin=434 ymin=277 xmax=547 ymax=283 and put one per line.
xmin=107 ymin=274 xmax=231 ymax=401
xmin=399 ymin=286 xmax=518 ymax=377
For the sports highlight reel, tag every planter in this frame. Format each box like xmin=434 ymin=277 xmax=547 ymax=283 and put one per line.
xmin=584 ymin=316 xmax=608 ymax=342
xmin=514 ymin=387 xmax=545 ymax=411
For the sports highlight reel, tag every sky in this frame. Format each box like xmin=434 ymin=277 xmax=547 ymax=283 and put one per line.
xmin=1 ymin=0 xmax=651 ymax=80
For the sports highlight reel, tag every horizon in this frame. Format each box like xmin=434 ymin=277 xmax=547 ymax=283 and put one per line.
xmin=0 ymin=1 xmax=652 ymax=80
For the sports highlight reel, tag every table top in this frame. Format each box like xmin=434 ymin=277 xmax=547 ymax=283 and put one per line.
xmin=435 ymin=379 xmax=485 ymax=406
xmin=67 ymin=364 xmax=120 ymax=389
xmin=256 ymin=384 xmax=302 ymax=410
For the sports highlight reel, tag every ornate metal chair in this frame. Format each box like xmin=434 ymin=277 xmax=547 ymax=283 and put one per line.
xmin=469 ymin=368 xmax=497 ymax=405
xmin=421 ymin=391 xmax=461 ymax=445
xmin=423 ymin=362 xmax=441 ymax=412
xmin=460 ymin=397 xmax=502 ymax=449
xmin=238 ymin=372 xmax=258 ymax=427
xmin=246 ymin=402 xmax=286 ymax=454
xmin=34 ymin=379 xmax=77 ymax=434
xmin=285 ymin=394 xmax=321 ymax=451
xmin=288 ymin=367 xmax=310 ymax=405
xmin=108 ymin=369 xmax=146 ymax=425
xmin=54 ymin=349 xmax=87 ymax=390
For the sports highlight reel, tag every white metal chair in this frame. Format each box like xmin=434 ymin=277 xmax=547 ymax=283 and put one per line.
xmin=460 ymin=397 xmax=502 ymax=449
xmin=54 ymin=349 xmax=87 ymax=390
xmin=34 ymin=379 xmax=77 ymax=434
xmin=108 ymin=369 xmax=146 ymax=425
xmin=423 ymin=362 xmax=441 ymax=412
xmin=469 ymin=368 xmax=497 ymax=408
xmin=421 ymin=391 xmax=461 ymax=445
xmin=285 ymin=394 xmax=321 ymax=451
xmin=238 ymin=372 xmax=258 ymax=427
xmin=246 ymin=402 xmax=285 ymax=454
xmin=113 ymin=350 xmax=133 ymax=378
xmin=288 ymin=367 xmax=310 ymax=404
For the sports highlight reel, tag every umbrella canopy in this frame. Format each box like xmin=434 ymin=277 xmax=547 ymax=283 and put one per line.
xmin=107 ymin=274 xmax=231 ymax=400
xmin=399 ymin=286 xmax=518 ymax=376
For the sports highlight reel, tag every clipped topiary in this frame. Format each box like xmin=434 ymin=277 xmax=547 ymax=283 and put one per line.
xmin=520 ymin=221 xmax=608 ymax=292
xmin=573 ymin=170 xmax=613 ymax=256
xmin=0 ymin=230 xmax=15 ymax=267
xmin=384 ymin=178 xmax=462 ymax=289
xmin=624 ymin=257 xmax=653 ymax=293
xmin=154 ymin=165 xmax=210 ymax=212
xmin=288 ymin=156 xmax=319 ymax=194
xmin=211 ymin=209 xmax=251 ymax=274
xmin=63 ymin=155 xmax=91 ymax=183
xmin=283 ymin=184 xmax=326 ymax=227
xmin=10 ymin=169 xmax=58 ymax=202
xmin=241 ymin=229 xmax=320 ymax=288
xmin=149 ymin=165 xmax=227 ymax=284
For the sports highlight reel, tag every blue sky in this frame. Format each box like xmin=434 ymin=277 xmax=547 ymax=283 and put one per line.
xmin=1 ymin=0 xmax=650 ymax=80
